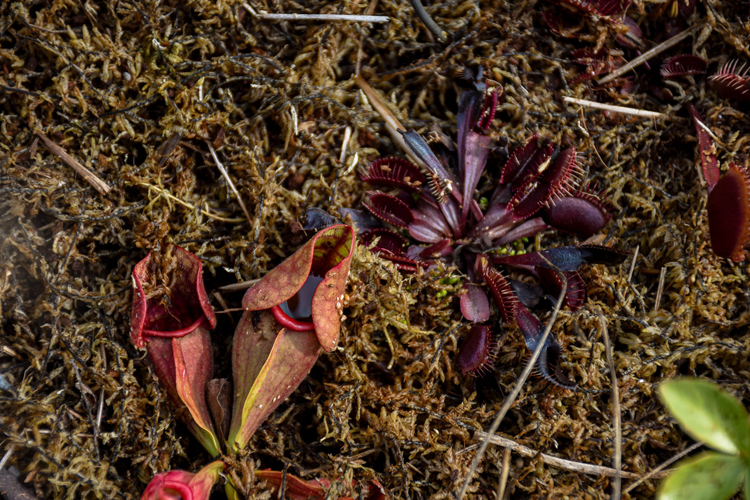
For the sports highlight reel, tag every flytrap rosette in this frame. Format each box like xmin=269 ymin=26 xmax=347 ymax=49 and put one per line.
xmin=141 ymin=461 xmax=224 ymax=500
xmin=131 ymin=245 xmax=221 ymax=456
xmin=355 ymin=69 xmax=622 ymax=381
xmin=229 ymin=224 xmax=356 ymax=450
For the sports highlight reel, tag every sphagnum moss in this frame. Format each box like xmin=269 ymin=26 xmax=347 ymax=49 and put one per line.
xmin=2 ymin=0 xmax=750 ymax=498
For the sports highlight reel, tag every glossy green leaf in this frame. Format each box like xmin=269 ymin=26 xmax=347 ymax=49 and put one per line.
xmin=659 ymin=379 xmax=750 ymax=456
xmin=657 ymin=452 xmax=745 ymax=500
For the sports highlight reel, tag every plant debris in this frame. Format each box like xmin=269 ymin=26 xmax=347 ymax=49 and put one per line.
xmin=2 ymin=0 xmax=750 ymax=498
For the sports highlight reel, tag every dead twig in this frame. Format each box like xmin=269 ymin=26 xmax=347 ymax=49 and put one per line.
xmin=599 ymin=311 xmax=622 ymax=500
xmin=623 ymin=442 xmax=702 ymax=494
xmin=242 ymin=3 xmax=388 ymax=22
xmin=35 ymin=131 xmax=111 ymax=196
xmin=563 ymin=97 xmax=664 ymax=119
xmin=627 ymin=245 xmax=639 ymax=283
xmin=408 ymin=0 xmax=446 ymax=42
xmin=218 ymin=279 xmax=261 ymax=292
xmin=497 ymin=448 xmax=511 ymax=500
xmin=654 ymin=266 xmax=667 ymax=312
xmin=355 ymin=75 xmax=426 ymax=169
xmin=598 ymin=25 xmax=701 ymax=84
xmin=458 ymin=266 xmax=567 ymax=500
xmin=207 ymin=143 xmax=253 ymax=226
xmin=472 ymin=433 xmax=658 ymax=479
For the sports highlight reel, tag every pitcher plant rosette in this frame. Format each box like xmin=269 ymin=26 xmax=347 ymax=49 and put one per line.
xmin=131 ymin=245 xmax=222 ymax=456
xmin=229 ymin=223 xmax=355 ymax=450
xmin=131 ymin=224 xmax=355 ymax=497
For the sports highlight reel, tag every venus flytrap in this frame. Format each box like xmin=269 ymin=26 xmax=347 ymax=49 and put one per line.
xmin=356 ymin=68 xmax=626 ymax=386
xmin=658 ymin=379 xmax=750 ymax=500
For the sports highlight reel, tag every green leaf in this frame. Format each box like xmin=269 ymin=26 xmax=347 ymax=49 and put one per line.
xmin=658 ymin=452 xmax=745 ymax=500
xmin=659 ymin=379 xmax=750 ymax=456
xmin=745 ymin=477 xmax=750 ymax=500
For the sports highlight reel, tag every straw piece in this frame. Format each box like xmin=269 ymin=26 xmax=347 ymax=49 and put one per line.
xmin=35 ymin=131 xmax=111 ymax=196
xmin=355 ymin=75 xmax=426 ymax=169
xmin=243 ymin=4 xmax=389 ymax=23
xmin=600 ymin=312 xmax=622 ymax=500
xmin=598 ymin=25 xmax=700 ymax=84
xmin=473 ymin=432 xmax=656 ymax=479
xmin=207 ymin=143 xmax=253 ymax=225
xmin=563 ymin=97 xmax=664 ymax=119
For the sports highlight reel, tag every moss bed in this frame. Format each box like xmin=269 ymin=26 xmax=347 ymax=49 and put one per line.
xmin=1 ymin=0 xmax=750 ymax=498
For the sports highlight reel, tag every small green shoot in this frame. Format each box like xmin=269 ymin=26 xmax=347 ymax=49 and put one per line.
xmin=658 ymin=378 xmax=750 ymax=500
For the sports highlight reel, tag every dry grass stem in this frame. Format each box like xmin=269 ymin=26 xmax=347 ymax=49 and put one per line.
xmin=599 ymin=311 xmax=622 ymax=500
xmin=598 ymin=25 xmax=701 ymax=84
xmin=623 ymin=442 xmax=702 ymax=494
xmin=497 ymin=448 xmax=511 ymax=500
xmin=340 ymin=126 xmax=352 ymax=165
xmin=563 ymin=98 xmax=664 ymax=119
xmin=262 ymin=13 xmax=389 ymax=22
xmin=627 ymin=245 xmax=639 ymax=283
xmin=241 ymin=4 xmax=388 ymax=23
xmin=35 ymin=131 xmax=111 ymax=195
xmin=654 ymin=266 xmax=667 ymax=312
xmin=0 ymin=446 xmax=14 ymax=472
xmin=207 ymin=143 xmax=253 ymax=225
xmin=355 ymin=75 xmax=426 ymax=168
xmin=458 ymin=274 xmax=567 ymax=500
xmin=138 ymin=182 xmax=245 ymax=223
xmin=219 ymin=279 xmax=261 ymax=292
xmin=473 ymin=432 xmax=649 ymax=479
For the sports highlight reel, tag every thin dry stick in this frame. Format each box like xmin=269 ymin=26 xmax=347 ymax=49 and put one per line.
xmin=473 ymin=432 xmax=653 ymax=479
xmin=654 ymin=266 xmax=667 ymax=312
xmin=355 ymin=75 xmax=426 ymax=169
xmin=219 ymin=278 xmax=261 ymax=292
xmin=207 ymin=143 xmax=253 ymax=225
xmin=35 ymin=131 xmax=111 ymax=195
xmin=457 ymin=271 xmax=567 ymax=500
xmin=497 ymin=448 xmax=511 ymax=500
xmin=242 ymin=4 xmax=388 ymax=22
xmin=563 ymin=97 xmax=664 ymax=119
xmin=408 ymin=0 xmax=446 ymax=42
xmin=626 ymin=245 xmax=639 ymax=283
xmin=623 ymin=442 xmax=702 ymax=494
xmin=599 ymin=312 xmax=622 ymax=500
xmin=138 ymin=182 xmax=245 ymax=223
xmin=598 ymin=25 xmax=701 ymax=84
xmin=263 ymin=13 xmax=388 ymax=22
xmin=339 ymin=126 xmax=352 ymax=165
xmin=0 ymin=446 xmax=14 ymax=471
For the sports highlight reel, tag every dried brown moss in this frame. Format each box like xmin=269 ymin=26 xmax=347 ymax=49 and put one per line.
xmin=2 ymin=0 xmax=750 ymax=498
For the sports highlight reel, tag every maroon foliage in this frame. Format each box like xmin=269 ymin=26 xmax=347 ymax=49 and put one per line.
xmin=661 ymin=55 xmax=707 ymax=78
xmin=710 ymin=60 xmax=750 ymax=102
xmin=357 ymin=72 xmax=623 ymax=388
